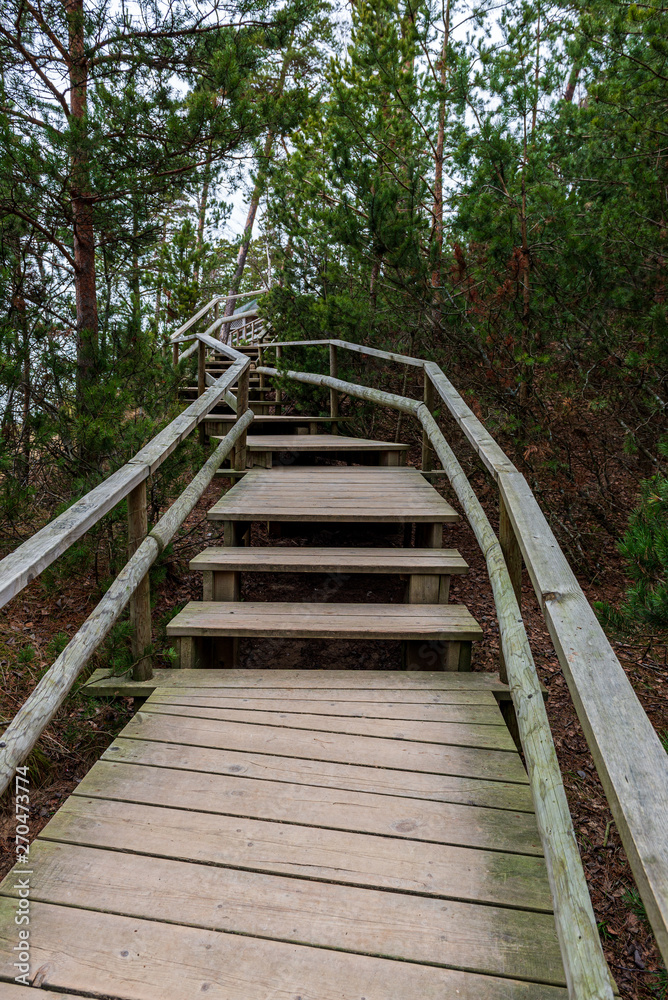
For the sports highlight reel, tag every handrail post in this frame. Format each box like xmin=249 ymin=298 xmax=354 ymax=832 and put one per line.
xmin=329 ymin=344 xmax=339 ymax=434
xmin=127 ymin=481 xmax=153 ymax=681
xmin=275 ymin=345 xmax=282 ymax=414
xmin=421 ymin=371 xmax=434 ymax=471
xmin=498 ymin=489 xmax=523 ymax=684
xmin=198 ymin=338 xmax=207 ymax=446
xmin=172 ymin=342 xmax=179 ymax=367
xmin=258 ymin=347 xmax=265 ymax=391
xmin=234 ymin=368 xmax=250 ymax=471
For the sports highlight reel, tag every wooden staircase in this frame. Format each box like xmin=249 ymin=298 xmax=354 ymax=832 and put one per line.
xmin=2 ymin=313 xmax=645 ymax=999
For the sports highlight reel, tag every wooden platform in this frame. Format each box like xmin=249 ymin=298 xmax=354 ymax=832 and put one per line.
xmin=207 ymin=466 xmax=458 ymax=528
xmin=0 ymin=670 xmax=567 ymax=998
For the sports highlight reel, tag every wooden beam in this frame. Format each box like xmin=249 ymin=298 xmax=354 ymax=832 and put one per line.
xmin=127 ymin=481 xmax=152 ymax=681
xmin=329 ymin=343 xmax=339 ymax=434
xmin=0 ymin=410 xmax=254 ymax=798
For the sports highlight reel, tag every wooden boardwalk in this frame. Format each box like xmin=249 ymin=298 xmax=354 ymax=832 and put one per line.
xmin=0 ymin=452 xmax=570 ymax=998
xmin=0 ymin=668 xmax=567 ymax=998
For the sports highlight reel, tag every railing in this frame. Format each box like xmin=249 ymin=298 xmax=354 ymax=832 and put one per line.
xmin=0 ymin=331 xmax=253 ymax=792
xmin=1 ymin=294 xmax=666 ymax=997
xmin=256 ymin=335 xmax=668 ymax=992
xmin=170 ymin=289 xmax=269 ymax=361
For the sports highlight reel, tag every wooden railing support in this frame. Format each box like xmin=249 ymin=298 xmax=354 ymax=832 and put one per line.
xmin=498 ymin=491 xmax=523 ymax=685
xmin=234 ymin=368 xmax=250 ymax=471
xmin=127 ymin=481 xmax=152 ymax=681
xmin=421 ymin=371 xmax=434 ymax=471
xmin=329 ymin=344 xmax=339 ymax=434
xmin=172 ymin=341 xmax=179 ymax=367
xmin=275 ymin=345 xmax=283 ymax=414
xmin=198 ymin=339 xmax=207 ymax=446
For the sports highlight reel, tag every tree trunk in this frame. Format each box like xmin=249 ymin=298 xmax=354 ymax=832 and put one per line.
xmin=563 ymin=61 xmax=582 ymax=103
xmin=220 ymin=131 xmax=273 ymax=340
xmin=220 ymin=43 xmax=292 ymax=339
xmin=194 ymin=146 xmax=213 ymax=288
xmin=66 ymin=0 xmax=98 ymax=411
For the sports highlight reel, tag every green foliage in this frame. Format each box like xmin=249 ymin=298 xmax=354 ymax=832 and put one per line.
xmin=596 ymin=473 xmax=668 ymax=636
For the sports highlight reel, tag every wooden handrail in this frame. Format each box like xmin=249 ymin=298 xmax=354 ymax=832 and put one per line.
xmin=0 ymin=351 xmax=250 ymax=609
xmin=257 ymin=362 xmax=614 ymax=998
xmin=261 ymin=335 xmax=668 ymax=965
xmin=0 ymin=409 xmax=254 ymax=798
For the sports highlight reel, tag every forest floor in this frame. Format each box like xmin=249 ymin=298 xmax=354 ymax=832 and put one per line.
xmin=0 ymin=421 xmax=666 ymax=998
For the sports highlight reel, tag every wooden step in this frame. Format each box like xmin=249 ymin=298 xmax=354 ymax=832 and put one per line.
xmin=191 ymin=546 xmax=467 ymax=575
xmin=207 ymin=467 xmax=457 ymax=541
xmin=167 ymin=601 xmax=483 ymax=670
xmin=212 ymin=432 xmax=410 ymax=468
xmin=190 ymin=546 xmax=468 ymax=603
xmin=203 ymin=414 xmax=349 ymax=423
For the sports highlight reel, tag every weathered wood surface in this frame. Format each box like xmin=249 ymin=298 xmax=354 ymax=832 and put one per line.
xmin=216 ymin=432 xmax=410 ymax=452
xmin=140 ymin=700 xmax=515 ymax=751
xmin=262 ymin=357 xmax=614 ymax=995
xmin=0 ymin=660 xmax=571 ymax=998
xmin=207 ymin=466 xmax=459 ymax=522
xmin=190 ymin=545 xmax=468 ymax=574
xmin=37 ymin=792 xmax=545 ymax=902
xmin=417 ymin=407 xmax=614 ymax=997
xmin=83 ymin=666 xmax=513 ymax=692
xmin=0 ymin=897 xmax=567 ymax=1000
xmin=0 ymin=411 xmax=254 ymax=798
xmin=166 ymin=600 xmax=483 ymax=640
xmin=203 ymin=414 xmax=349 ymax=424
xmin=144 ymin=690 xmax=502 ymax=723
xmin=1 ymin=840 xmax=565 ymax=985
xmin=103 ymin=735 xmax=533 ymax=810
xmin=115 ymin=713 xmax=524 ymax=783
xmin=500 ymin=468 xmax=668 ymax=961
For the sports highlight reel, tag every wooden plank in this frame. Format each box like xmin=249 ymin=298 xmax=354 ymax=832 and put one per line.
xmin=0 ymin=987 xmax=86 ymax=999
xmin=500 ymin=469 xmax=668 ymax=959
xmin=102 ymin=736 xmax=535 ymax=810
xmin=75 ymin=760 xmax=539 ymax=852
xmin=39 ymin=793 xmax=546 ymax=906
xmin=166 ymin=601 xmax=483 ymax=641
xmin=239 ymin=434 xmax=410 ymax=451
xmin=83 ymin=666 xmax=512 ymax=691
xmin=2 ymin=841 xmax=565 ymax=984
xmin=0 ymin=462 xmax=145 ymax=609
xmin=204 ymin=415 xmax=350 ymax=422
xmin=190 ymin=546 xmax=469 ymax=574
xmin=118 ymin=711 xmax=525 ymax=782
xmin=209 ymin=510 xmax=457 ymax=523
xmin=145 ymin=692 xmax=503 ymax=724
xmin=0 ymin=898 xmax=568 ymax=1000
xmin=141 ymin=702 xmax=516 ymax=752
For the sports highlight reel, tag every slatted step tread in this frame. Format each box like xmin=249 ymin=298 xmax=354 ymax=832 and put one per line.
xmin=203 ymin=414 xmax=349 ymax=422
xmin=190 ymin=545 xmax=468 ymax=574
xmin=212 ymin=433 xmax=410 ymax=451
xmin=207 ymin=466 xmax=459 ymax=522
xmin=166 ymin=601 xmax=483 ymax=640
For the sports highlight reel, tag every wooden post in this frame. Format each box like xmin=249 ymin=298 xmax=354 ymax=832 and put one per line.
xmin=258 ymin=348 xmax=265 ymax=390
xmin=234 ymin=368 xmax=250 ymax=471
xmin=198 ymin=339 xmax=207 ymax=446
xmin=422 ymin=371 xmax=434 ymax=472
xmin=275 ymin=345 xmax=282 ymax=414
xmin=172 ymin=342 xmax=179 ymax=367
xmin=329 ymin=344 xmax=339 ymax=434
xmin=127 ymin=481 xmax=152 ymax=681
xmin=498 ymin=491 xmax=523 ymax=684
